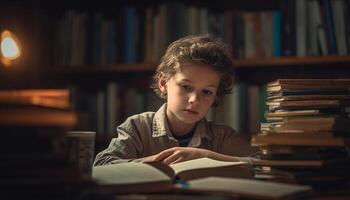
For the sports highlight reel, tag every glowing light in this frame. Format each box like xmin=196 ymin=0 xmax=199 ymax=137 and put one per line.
xmin=1 ymin=30 xmax=21 ymax=66
xmin=1 ymin=37 xmax=19 ymax=58
xmin=1 ymin=30 xmax=21 ymax=59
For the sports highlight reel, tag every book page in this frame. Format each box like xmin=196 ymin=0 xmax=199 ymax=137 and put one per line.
xmin=185 ymin=177 xmax=312 ymax=199
xmin=170 ymin=158 xmax=247 ymax=175
xmin=92 ymin=162 xmax=170 ymax=185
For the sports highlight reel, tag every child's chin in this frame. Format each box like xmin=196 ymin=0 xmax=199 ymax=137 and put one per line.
xmin=180 ymin=115 xmax=201 ymax=124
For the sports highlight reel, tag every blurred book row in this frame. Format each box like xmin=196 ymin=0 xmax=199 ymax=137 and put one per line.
xmin=0 ymin=83 xmax=266 ymax=145
xmin=52 ymin=0 xmax=350 ymax=66
xmin=70 ymin=83 xmax=164 ymax=137
xmin=0 ymin=89 xmax=93 ymax=199
xmin=69 ymin=81 xmax=267 ymax=137
xmin=209 ymin=83 xmax=267 ymax=135
xmin=252 ymin=79 xmax=350 ymax=189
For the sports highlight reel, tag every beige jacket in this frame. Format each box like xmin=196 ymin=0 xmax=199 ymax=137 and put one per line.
xmin=93 ymin=104 xmax=256 ymax=166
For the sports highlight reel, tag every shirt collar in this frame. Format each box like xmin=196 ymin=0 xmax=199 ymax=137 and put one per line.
xmin=152 ymin=103 xmax=171 ymax=138
xmin=152 ymin=103 xmax=213 ymax=144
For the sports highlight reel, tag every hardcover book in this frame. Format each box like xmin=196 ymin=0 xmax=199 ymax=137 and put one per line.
xmin=92 ymin=158 xmax=252 ymax=193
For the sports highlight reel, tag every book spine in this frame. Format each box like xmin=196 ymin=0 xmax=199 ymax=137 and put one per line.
xmin=296 ymin=0 xmax=307 ymax=57
xmin=248 ymin=85 xmax=260 ymax=135
xmin=331 ymin=0 xmax=348 ymax=55
xmin=261 ymin=12 xmax=273 ymax=57
xmin=281 ymin=0 xmax=296 ymax=56
xmin=344 ymin=0 xmax=350 ymax=54
xmin=315 ymin=0 xmax=329 ymax=56
xmin=124 ymin=7 xmax=136 ymax=64
xmin=307 ymin=0 xmax=320 ymax=56
xmin=273 ymin=10 xmax=282 ymax=57
xmin=323 ymin=0 xmax=337 ymax=54
xmin=107 ymin=20 xmax=116 ymax=64
xmin=244 ymin=12 xmax=256 ymax=58
xmin=234 ymin=12 xmax=245 ymax=58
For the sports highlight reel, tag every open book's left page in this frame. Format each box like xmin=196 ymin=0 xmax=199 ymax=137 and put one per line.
xmin=92 ymin=162 xmax=173 ymax=193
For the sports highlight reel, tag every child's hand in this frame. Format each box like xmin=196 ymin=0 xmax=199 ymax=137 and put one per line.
xmin=154 ymin=147 xmax=210 ymax=165
xmin=138 ymin=155 xmax=159 ymax=163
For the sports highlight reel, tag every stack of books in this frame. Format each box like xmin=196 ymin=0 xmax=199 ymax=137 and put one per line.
xmin=251 ymin=79 xmax=350 ymax=189
xmin=0 ymin=89 xmax=92 ymax=198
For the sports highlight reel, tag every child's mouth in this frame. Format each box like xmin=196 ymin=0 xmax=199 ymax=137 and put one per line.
xmin=184 ymin=109 xmax=199 ymax=115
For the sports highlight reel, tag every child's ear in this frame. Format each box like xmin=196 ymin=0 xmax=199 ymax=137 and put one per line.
xmin=158 ymin=75 xmax=167 ymax=93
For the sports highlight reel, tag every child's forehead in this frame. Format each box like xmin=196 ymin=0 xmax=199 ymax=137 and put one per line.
xmin=178 ymin=62 xmax=215 ymax=71
xmin=171 ymin=64 xmax=221 ymax=83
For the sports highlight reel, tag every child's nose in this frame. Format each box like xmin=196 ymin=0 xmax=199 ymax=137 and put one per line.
xmin=188 ymin=92 xmax=200 ymax=104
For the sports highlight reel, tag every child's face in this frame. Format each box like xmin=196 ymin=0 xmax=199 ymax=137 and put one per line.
xmin=160 ymin=63 xmax=220 ymax=126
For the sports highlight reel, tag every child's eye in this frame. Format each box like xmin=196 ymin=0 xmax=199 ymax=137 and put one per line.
xmin=202 ymin=90 xmax=213 ymax=96
xmin=181 ymin=85 xmax=192 ymax=92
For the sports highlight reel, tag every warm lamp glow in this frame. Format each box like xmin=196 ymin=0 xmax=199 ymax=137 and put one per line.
xmin=1 ymin=30 xmax=22 ymax=66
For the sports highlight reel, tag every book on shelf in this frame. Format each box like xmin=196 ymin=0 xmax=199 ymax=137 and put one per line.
xmin=284 ymin=116 xmax=350 ymax=125
xmin=255 ymin=166 xmax=349 ymax=185
xmin=268 ymin=90 xmax=350 ymax=98
xmin=261 ymin=117 xmax=350 ymax=133
xmin=252 ymin=158 xmax=350 ymax=168
xmin=265 ymin=80 xmax=350 ymax=102
xmin=267 ymin=79 xmax=350 ymax=87
xmin=281 ymin=0 xmax=296 ymax=56
xmin=265 ymin=115 xmax=348 ymax=123
xmin=0 ymin=89 xmax=77 ymax=127
xmin=267 ymin=95 xmax=350 ymax=101
xmin=296 ymin=0 xmax=307 ymax=57
xmin=331 ymin=0 xmax=348 ymax=55
xmin=260 ymin=150 xmax=348 ymax=161
xmin=267 ymin=101 xmax=350 ymax=112
xmin=251 ymin=134 xmax=346 ymax=147
xmin=92 ymin=157 xmax=252 ymax=193
xmin=265 ymin=109 xmax=334 ymax=117
xmin=258 ymin=131 xmax=336 ymax=137
xmin=175 ymin=177 xmax=312 ymax=200
xmin=0 ymin=89 xmax=69 ymax=98
xmin=260 ymin=145 xmax=348 ymax=160
xmin=260 ymin=145 xmax=345 ymax=154
xmin=0 ymin=89 xmax=70 ymax=110
xmin=248 ymin=85 xmax=260 ymax=133
xmin=307 ymin=0 xmax=328 ymax=56
xmin=323 ymin=0 xmax=338 ymax=55
xmin=266 ymin=99 xmax=350 ymax=107
xmin=267 ymin=84 xmax=350 ymax=93
xmin=272 ymin=10 xmax=282 ymax=57
xmin=264 ymin=109 xmax=349 ymax=122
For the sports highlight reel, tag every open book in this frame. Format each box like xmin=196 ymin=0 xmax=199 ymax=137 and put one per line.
xmin=92 ymin=157 xmax=252 ymax=193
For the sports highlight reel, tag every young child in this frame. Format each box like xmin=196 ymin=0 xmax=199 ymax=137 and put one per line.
xmin=94 ymin=35 xmax=257 ymax=166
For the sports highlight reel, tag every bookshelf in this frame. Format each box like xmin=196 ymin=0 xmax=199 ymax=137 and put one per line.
xmin=234 ymin=55 xmax=350 ymax=68
xmin=1 ymin=0 xmax=350 ymax=150
xmin=49 ymin=63 xmax=156 ymax=74
xmin=33 ymin=55 xmax=350 ymax=76
xmin=44 ymin=55 xmax=350 ymax=74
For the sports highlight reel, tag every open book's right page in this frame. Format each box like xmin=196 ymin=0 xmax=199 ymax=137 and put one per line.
xmin=170 ymin=158 xmax=253 ymax=180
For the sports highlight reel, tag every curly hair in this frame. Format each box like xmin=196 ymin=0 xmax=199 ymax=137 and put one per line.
xmin=150 ymin=35 xmax=234 ymax=106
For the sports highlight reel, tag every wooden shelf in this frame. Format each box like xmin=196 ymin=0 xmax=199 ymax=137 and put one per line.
xmin=233 ymin=55 xmax=350 ymax=68
xmin=45 ymin=56 xmax=350 ymax=75
xmin=49 ymin=63 xmax=157 ymax=74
